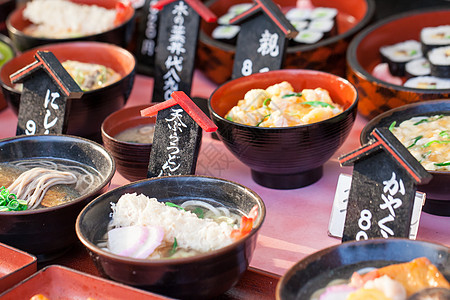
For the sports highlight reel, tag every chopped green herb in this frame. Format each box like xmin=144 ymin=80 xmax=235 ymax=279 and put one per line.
xmin=0 ymin=186 xmax=27 ymax=212
xmin=408 ymin=135 xmax=423 ymax=148
xmin=434 ymin=162 xmax=450 ymax=167
xmin=256 ymin=114 xmax=271 ymax=127
xmin=165 ymin=202 xmax=185 ymax=211
xmin=439 ymin=130 xmax=449 ymax=138
xmin=263 ymin=98 xmax=271 ymax=107
xmin=422 ymin=150 xmax=432 ymax=159
xmin=388 ymin=121 xmax=397 ymax=131
xmin=282 ymin=93 xmax=302 ymax=98
xmin=169 ymin=238 xmax=178 ymax=256
xmin=193 ymin=207 xmax=204 ymax=219
xmin=409 ymin=49 xmax=417 ymax=56
xmin=226 ymin=115 xmax=233 ymax=121
xmin=423 ymin=140 xmax=450 ymax=148
xmin=301 ymin=101 xmax=335 ymax=108
xmin=413 ymin=115 xmax=443 ymax=125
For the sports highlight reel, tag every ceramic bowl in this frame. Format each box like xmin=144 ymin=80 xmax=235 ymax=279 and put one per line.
xmin=6 ymin=0 xmax=135 ymax=51
xmin=76 ymin=175 xmax=265 ymax=299
xmin=208 ymin=69 xmax=358 ymax=189
xmin=0 ymin=41 xmax=135 ymax=143
xmin=347 ymin=8 xmax=450 ymax=120
xmin=276 ymin=238 xmax=450 ymax=299
xmin=101 ymin=104 xmax=156 ymax=182
xmin=0 ymin=34 xmax=16 ymax=111
xmin=0 ymin=0 xmax=15 ymax=35
xmin=196 ymin=0 xmax=375 ymax=84
xmin=0 ymin=134 xmax=115 ymax=260
xmin=360 ymin=100 xmax=450 ymax=216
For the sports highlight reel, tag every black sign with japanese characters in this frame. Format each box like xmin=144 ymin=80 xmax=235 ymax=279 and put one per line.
xmin=11 ymin=51 xmax=82 ymax=136
xmin=339 ymin=128 xmax=432 ymax=242
xmin=153 ymin=0 xmax=200 ymax=102
xmin=135 ymin=0 xmax=159 ymax=76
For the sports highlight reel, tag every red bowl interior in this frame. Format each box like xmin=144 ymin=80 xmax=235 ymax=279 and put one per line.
xmin=0 ymin=243 xmax=36 ymax=292
xmin=0 ymin=41 xmax=134 ymax=89
xmin=211 ymin=69 xmax=357 ymax=119
xmin=8 ymin=0 xmax=134 ymax=35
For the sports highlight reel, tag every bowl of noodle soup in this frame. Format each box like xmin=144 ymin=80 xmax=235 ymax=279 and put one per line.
xmin=76 ymin=175 xmax=265 ymax=299
xmin=0 ymin=134 xmax=115 ymax=260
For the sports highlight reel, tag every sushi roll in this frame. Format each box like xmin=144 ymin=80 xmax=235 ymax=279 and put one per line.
xmin=379 ymin=40 xmax=423 ymax=76
xmin=420 ymin=25 xmax=450 ymax=55
xmin=285 ymin=8 xmax=312 ymax=22
xmin=292 ymin=30 xmax=323 ymax=45
xmin=217 ymin=12 xmax=236 ymax=25
xmin=308 ymin=19 xmax=337 ymax=38
xmin=290 ymin=20 xmax=309 ymax=32
xmin=310 ymin=7 xmax=338 ymax=20
xmin=211 ymin=25 xmax=240 ymax=45
xmin=404 ymin=76 xmax=450 ymax=89
xmin=428 ymin=46 xmax=450 ymax=78
xmin=228 ymin=3 xmax=253 ymax=15
xmin=405 ymin=57 xmax=431 ymax=78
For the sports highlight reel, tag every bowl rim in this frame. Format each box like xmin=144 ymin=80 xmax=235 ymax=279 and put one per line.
xmin=359 ymin=99 xmax=450 ymax=175
xmin=0 ymin=40 xmax=136 ymax=95
xmin=346 ymin=6 xmax=450 ymax=92
xmin=0 ymin=33 xmax=18 ymax=57
xmin=208 ymin=69 xmax=359 ymax=130
xmin=5 ymin=0 xmax=135 ymax=42
xmin=0 ymin=133 xmax=116 ymax=215
xmin=199 ymin=0 xmax=376 ymax=53
xmin=275 ymin=237 xmax=450 ymax=299
xmin=76 ymin=174 xmax=266 ymax=265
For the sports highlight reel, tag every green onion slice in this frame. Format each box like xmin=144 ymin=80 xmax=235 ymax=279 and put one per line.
xmin=388 ymin=121 xmax=397 ymax=131
xmin=226 ymin=115 xmax=233 ymax=121
xmin=256 ymin=114 xmax=271 ymax=127
xmin=423 ymin=140 xmax=450 ymax=148
xmin=301 ymin=101 xmax=335 ymax=108
xmin=193 ymin=207 xmax=204 ymax=219
xmin=165 ymin=202 xmax=185 ymax=211
xmin=408 ymin=135 xmax=423 ymax=148
xmin=282 ymin=93 xmax=302 ymax=98
xmin=263 ymin=98 xmax=271 ymax=106
xmin=169 ymin=238 xmax=178 ymax=256
xmin=434 ymin=162 xmax=450 ymax=167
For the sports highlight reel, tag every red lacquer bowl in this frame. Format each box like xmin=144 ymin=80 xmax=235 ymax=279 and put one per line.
xmin=208 ymin=69 xmax=358 ymax=189
xmin=6 ymin=0 xmax=135 ymax=51
xmin=347 ymin=8 xmax=450 ymax=120
xmin=197 ymin=0 xmax=375 ymax=84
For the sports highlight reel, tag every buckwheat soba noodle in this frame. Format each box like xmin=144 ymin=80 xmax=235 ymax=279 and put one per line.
xmin=0 ymin=159 xmax=102 ymax=211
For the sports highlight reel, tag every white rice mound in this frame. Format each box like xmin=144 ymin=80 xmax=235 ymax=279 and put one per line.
xmin=110 ymin=193 xmax=235 ymax=253
xmin=23 ymin=0 xmax=117 ymax=38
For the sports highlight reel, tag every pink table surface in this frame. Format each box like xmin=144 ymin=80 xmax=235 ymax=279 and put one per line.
xmin=0 ymin=71 xmax=449 ymax=276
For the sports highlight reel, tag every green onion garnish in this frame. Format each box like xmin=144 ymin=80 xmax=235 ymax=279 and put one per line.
xmin=169 ymin=238 xmax=178 ymax=256
xmin=439 ymin=130 xmax=449 ymax=138
xmin=226 ymin=115 xmax=233 ymax=121
xmin=388 ymin=121 xmax=397 ymax=131
xmin=301 ymin=101 xmax=335 ymax=108
xmin=282 ymin=93 xmax=302 ymax=98
xmin=423 ymin=140 xmax=450 ymax=148
xmin=434 ymin=162 xmax=450 ymax=167
xmin=193 ymin=207 xmax=204 ymax=219
xmin=263 ymin=98 xmax=271 ymax=107
xmin=256 ymin=114 xmax=271 ymax=127
xmin=414 ymin=115 xmax=443 ymax=125
xmin=165 ymin=202 xmax=185 ymax=211
xmin=408 ymin=135 xmax=423 ymax=148
xmin=410 ymin=49 xmax=417 ymax=56
xmin=0 ymin=186 xmax=27 ymax=212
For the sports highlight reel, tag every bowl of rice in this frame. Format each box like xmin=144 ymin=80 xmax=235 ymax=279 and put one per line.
xmin=76 ymin=175 xmax=265 ymax=299
xmin=6 ymin=0 xmax=135 ymax=51
xmin=346 ymin=7 xmax=450 ymax=120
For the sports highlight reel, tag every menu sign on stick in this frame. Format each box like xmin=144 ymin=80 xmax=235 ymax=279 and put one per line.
xmin=10 ymin=51 xmax=83 ymax=136
xmin=141 ymin=91 xmax=217 ymax=178
xmin=338 ymin=128 xmax=432 ymax=242
xmin=230 ymin=0 xmax=297 ymax=79
xmin=151 ymin=0 xmax=216 ymax=102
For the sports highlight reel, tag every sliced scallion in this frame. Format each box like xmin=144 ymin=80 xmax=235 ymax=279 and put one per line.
xmin=169 ymin=238 xmax=178 ymax=256
xmin=423 ymin=140 xmax=450 ymax=148
xmin=434 ymin=162 xmax=450 ymax=167
xmin=256 ymin=114 xmax=271 ymax=127
xmin=282 ymin=93 xmax=302 ymax=98
xmin=301 ymin=101 xmax=335 ymax=108
xmin=165 ymin=202 xmax=185 ymax=211
xmin=408 ymin=135 xmax=423 ymax=148
xmin=263 ymin=98 xmax=271 ymax=107
xmin=388 ymin=121 xmax=397 ymax=131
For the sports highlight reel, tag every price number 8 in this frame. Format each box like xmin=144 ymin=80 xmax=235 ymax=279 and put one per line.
xmin=356 ymin=209 xmax=372 ymax=241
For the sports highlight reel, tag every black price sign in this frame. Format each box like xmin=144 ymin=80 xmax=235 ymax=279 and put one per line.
xmin=11 ymin=51 xmax=82 ymax=136
xmin=230 ymin=0 xmax=297 ymax=79
xmin=152 ymin=0 xmax=216 ymax=102
xmin=339 ymin=128 xmax=432 ymax=242
xmin=141 ymin=91 xmax=217 ymax=178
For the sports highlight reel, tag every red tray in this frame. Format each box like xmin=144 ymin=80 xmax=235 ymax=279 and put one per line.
xmin=0 ymin=242 xmax=37 ymax=292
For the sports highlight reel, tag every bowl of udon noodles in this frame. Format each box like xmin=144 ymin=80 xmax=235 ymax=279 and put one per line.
xmin=6 ymin=0 xmax=135 ymax=51
xmin=276 ymin=238 xmax=450 ymax=300
xmin=0 ymin=41 xmax=135 ymax=143
xmin=0 ymin=134 xmax=115 ymax=260
xmin=76 ymin=175 xmax=265 ymax=299
xmin=360 ymin=99 xmax=450 ymax=216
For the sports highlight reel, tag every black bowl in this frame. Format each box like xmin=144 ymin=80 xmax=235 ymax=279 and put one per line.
xmin=0 ymin=134 xmax=115 ymax=260
xmin=208 ymin=69 xmax=358 ymax=189
xmin=76 ymin=175 xmax=265 ymax=299
xmin=360 ymin=100 xmax=450 ymax=216
xmin=276 ymin=238 xmax=450 ymax=300
xmin=0 ymin=41 xmax=135 ymax=143
xmin=6 ymin=0 xmax=135 ymax=51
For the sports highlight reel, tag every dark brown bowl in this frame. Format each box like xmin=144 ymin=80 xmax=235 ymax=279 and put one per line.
xmin=6 ymin=0 xmax=135 ymax=51
xmin=208 ymin=69 xmax=358 ymax=189
xmin=0 ymin=41 xmax=135 ymax=143
xmin=0 ymin=134 xmax=115 ymax=261
xmin=276 ymin=238 xmax=450 ymax=300
xmin=360 ymin=100 xmax=450 ymax=216
xmin=197 ymin=0 xmax=375 ymax=84
xmin=101 ymin=104 xmax=156 ymax=182
xmin=76 ymin=175 xmax=265 ymax=299
xmin=347 ymin=8 xmax=450 ymax=120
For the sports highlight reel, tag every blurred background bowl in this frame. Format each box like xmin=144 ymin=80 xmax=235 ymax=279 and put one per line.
xmin=0 ymin=0 xmax=15 ymax=35
xmin=208 ymin=69 xmax=358 ymax=189
xmin=101 ymin=104 xmax=155 ymax=182
xmin=0 ymin=134 xmax=115 ymax=260
xmin=0 ymin=33 xmax=16 ymax=111
xmin=197 ymin=0 xmax=375 ymax=84
xmin=276 ymin=238 xmax=450 ymax=300
xmin=360 ymin=100 xmax=450 ymax=216
xmin=0 ymin=41 xmax=135 ymax=143
xmin=76 ymin=175 xmax=265 ymax=299
xmin=6 ymin=0 xmax=135 ymax=52
xmin=347 ymin=8 xmax=450 ymax=120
